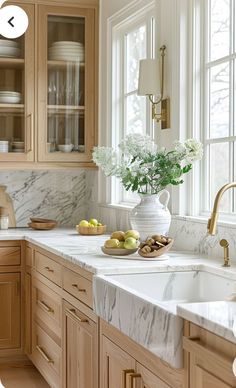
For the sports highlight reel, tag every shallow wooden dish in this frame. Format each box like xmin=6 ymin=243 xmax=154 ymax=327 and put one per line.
xmin=76 ymin=225 xmax=106 ymax=235
xmin=138 ymin=239 xmax=174 ymax=258
xmin=101 ymin=246 xmax=138 ymax=256
xmin=28 ymin=222 xmax=57 ymax=231
xmin=30 ymin=217 xmax=58 ymax=224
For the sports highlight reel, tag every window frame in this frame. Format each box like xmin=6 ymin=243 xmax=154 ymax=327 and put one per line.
xmin=199 ymin=0 xmax=236 ymax=220
xmin=106 ymin=0 xmax=158 ymax=207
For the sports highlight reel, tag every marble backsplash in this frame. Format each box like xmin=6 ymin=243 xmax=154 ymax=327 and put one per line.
xmin=1 ymin=167 xmax=235 ymax=262
xmin=0 ymin=170 xmax=97 ymax=227
xmin=170 ymin=217 xmax=236 ymax=262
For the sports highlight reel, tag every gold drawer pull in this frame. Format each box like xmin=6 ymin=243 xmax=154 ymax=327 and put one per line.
xmin=72 ymin=284 xmax=86 ymax=292
xmin=36 ymin=345 xmax=54 ymax=364
xmin=38 ymin=300 xmax=54 ymax=313
xmin=69 ymin=308 xmax=89 ymax=323
xmin=122 ymin=370 xmax=135 ymax=388
xmin=45 ymin=266 xmax=54 ymax=273
xmin=128 ymin=373 xmax=142 ymax=388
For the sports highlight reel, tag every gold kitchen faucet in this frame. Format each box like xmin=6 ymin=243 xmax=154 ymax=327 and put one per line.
xmin=207 ymin=182 xmax=236 ymax=267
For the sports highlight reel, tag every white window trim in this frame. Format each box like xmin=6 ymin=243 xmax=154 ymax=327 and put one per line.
xmin=156 ymin=0 xmax=236 ymax=226
xmin=98 ymin=0 xmax=158 ymax=209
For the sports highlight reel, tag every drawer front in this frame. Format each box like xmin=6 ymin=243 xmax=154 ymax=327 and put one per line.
xmin=35 ymin=251 xmax=61 ymax=286
xmin=32 ymin=323 xmax=61 ymax=388
xmin=0 ymin=246 xmax=21 ymax=266
xmin=63 ymin=267 xmax=92 ymax=308
xmin=33 ymin=279 xmax=61 ymax=340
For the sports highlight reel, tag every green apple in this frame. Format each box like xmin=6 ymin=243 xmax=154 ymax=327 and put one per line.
xmin=88 ymin=223 xmax=95 ymax=227
xmin=97 ymin=222 xmax=103 ymax=226
xmin=118 ymin=241 xmax=125 ymax=249
xmin=124 ymin=237 xmax=138 ymax=249
xmin=79 ymin=220 xmax=89 ymax=227
xmin=124 ymin=230 xmax=140 ymax=240
xmin=104 ymin=239 xmax=120 ymax=248
xmin=89 ymin=218 xmax=98 ymax=226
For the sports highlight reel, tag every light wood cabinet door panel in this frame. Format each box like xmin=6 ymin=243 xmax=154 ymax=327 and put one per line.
xmin=195 ymin=366 xmax=234 ymax=388
xmin=0 ymin=246 xmax=21 ymax=266
xmin=37 ymin=5 xmax=97 ymax=164
xmin=0 ymin=273 xmax=20 ymax=349
xmin=63 ymin=301 xmax=98 ymax=388
xmin=101 ymin=335 xmax=135 ymax=388
xmin=32 ymin=323 xmax=61 ymax=388
xmin=136 ymin=363 xmax=171 ymax=388
xmin=0 ymin=3 xmax=35 ymax=163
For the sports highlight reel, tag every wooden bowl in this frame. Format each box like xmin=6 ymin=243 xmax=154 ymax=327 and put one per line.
xmin=30 ymin=217 xmax=58 ymax=225
xmin=28 ymin=222 xmax=57 ymax=231
xmin=76 ymin=225 xmax=106 ymax=236
xmin=101 ymin=246 xmax=138 ymax=256
xmin=138 ymin=239 xmax=174 ymax=258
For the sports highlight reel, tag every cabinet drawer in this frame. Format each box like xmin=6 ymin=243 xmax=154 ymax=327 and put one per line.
xmin=0 ymin=246 xmax=21 ymax=266
xmin=63 ymin=267 xmax=92 ymax=308
xmin=33 ymin=278 xmax=61 ymax=340
xmin=35 ymin=251 xmax=61 ymax=286
xmin=32 ymin=323 xmax=61 ymax=388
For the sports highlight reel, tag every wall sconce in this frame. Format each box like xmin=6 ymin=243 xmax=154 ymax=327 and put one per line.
xmin=138 ymin=45 xmax=170 ymax=129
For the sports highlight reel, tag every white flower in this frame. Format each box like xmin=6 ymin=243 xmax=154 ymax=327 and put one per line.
xmin=92 ymin=146 xmax=118 ymax=176
xmin=183 ymin=139 xmax=203 ymax=163
xmin=92 ymin=134 xmax=203 ymax=194
xmin=119 ymin=134 xmax=157 ymax=158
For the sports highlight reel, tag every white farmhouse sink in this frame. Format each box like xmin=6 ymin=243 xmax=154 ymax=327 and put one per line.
xmin=94 ymin=269 xmax=236 ymax=368
xmin=105 ymin=270 xmax=236 ymax=306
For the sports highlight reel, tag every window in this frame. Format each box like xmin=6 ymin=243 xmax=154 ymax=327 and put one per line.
xmin=110 ymin=3 xmax=156 ymax=206
xmin=202 ymin=0 xmax=236 ymax=216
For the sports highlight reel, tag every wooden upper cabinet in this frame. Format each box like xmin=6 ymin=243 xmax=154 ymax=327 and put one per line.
xmin=0 ymin=3 xmax=35 ymax=162
xmin=37 ymin=5 xmax=96 ymax=164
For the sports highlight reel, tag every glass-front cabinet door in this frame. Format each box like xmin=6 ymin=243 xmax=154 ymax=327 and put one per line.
xmin=38 ymin=6 xmax=96 ymax=163
xmin=0 ymin=4 xmax=34 ymax=162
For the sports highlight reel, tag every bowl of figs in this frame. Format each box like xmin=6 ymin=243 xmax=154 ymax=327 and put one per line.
xmin=138 ymin=234 xmax=174 ymax=259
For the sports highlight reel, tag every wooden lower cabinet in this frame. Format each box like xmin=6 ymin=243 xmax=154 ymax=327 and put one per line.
xmin=136 ymin=363 xmax=171 ymax=388
xmin=0 ymin=272 xmax=21 ymax=350
xmin=32 ymin=322 xmax=61 ymax=388
xmin=101 ymin=335 xmax=172 ymax=388
xmin=63 ymin=300 xmax=98 ymax=388
xmin=101 ymin=335 xmax=135 ymax=388
xmin=184 ymin=323 xmax=236 ymax=388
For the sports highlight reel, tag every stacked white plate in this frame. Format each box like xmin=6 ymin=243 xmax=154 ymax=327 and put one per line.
xmin=0 ymin=141 xmax=9 ymax=153
xmin=48 ymin=41 xmax=85 ymax=62
xmin=0 ymin=91 xmax=21 ymax=104
xmin=0 ymin=39 xmax=20 ymax=58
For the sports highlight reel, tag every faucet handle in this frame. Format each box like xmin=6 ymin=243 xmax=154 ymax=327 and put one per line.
xmin=220 ymin=239 xmax=230 ymax=267
xmin=220 ymin=239 xmax=229 ymax=248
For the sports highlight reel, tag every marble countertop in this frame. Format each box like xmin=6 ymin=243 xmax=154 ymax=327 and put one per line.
xmin=1 ymin=227 xmax=236 ymax=354
xmin=177 ymin=301 xmax=236 ymax=344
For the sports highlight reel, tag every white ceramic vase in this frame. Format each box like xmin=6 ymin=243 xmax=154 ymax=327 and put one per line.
xmin=129 ymin=191 xmax=171 ymax=241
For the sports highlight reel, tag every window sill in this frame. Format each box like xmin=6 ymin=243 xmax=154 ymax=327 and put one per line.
xmin=99 ymin=203 xmax=135 ymax=211
xmin=172 ymin=215 xmax=236 ymax=230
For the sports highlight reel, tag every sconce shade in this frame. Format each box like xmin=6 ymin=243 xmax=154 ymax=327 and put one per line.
xmin=137 ymin=59 xmax=161 ymax=96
